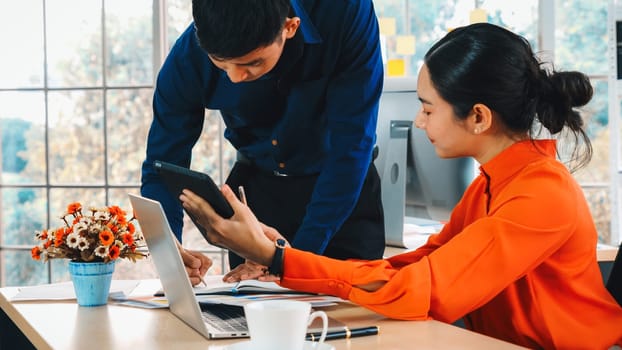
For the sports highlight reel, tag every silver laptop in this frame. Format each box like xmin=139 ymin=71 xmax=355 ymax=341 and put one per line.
xmin=129 ymin=193 xmax=249 ymax=339
xmin=128 ymin=193 xmax=345 ymax=340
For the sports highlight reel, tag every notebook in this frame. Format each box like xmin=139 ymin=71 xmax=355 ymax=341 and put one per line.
xmin=128 ymin=193 xmax=345 ymax=339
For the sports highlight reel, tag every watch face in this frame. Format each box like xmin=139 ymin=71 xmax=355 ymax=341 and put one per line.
xmin=276 ymin=238 xmax=287 ymax=248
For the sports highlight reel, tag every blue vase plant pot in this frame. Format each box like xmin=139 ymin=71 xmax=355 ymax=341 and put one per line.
xmin=68 ymin=261 xmax=116 ymax=307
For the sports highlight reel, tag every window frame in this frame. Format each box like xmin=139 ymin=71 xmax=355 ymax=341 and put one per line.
xmin=1 ymin=0 xmax=620 ymax=288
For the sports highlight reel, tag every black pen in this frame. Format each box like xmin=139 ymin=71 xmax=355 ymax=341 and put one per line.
xmin=306 ymin=326 xmax=379 ymax=341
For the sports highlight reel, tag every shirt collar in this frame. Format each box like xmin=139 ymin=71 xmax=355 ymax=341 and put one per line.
xmin=290 ymin=0 xmax=322 ymax=44
xmin=480 ymin=139 xmax=557 ymax=183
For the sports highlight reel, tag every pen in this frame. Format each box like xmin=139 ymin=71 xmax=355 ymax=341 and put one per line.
xmin=238 ymin=186 xmax=247 ymax=206
xmin=305 ymin=326 xmax=379 ymax=341
xmin=230 ymin=281 xmax=242 ymax=294
xmin=199 ymin=275 xmax=209 ymax=288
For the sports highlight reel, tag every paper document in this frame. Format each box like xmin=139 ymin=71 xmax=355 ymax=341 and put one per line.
xmin=154 ymin=274 xmax=295 ymax=296
xmin=196 ymin=293 xmax=344 ymax=308
xmin=10 ymin=280 xmax=140 ymax=301
xmin=403 ymin=222 xmax=442 ymax=235
xmin=109 ymin=278 xmax=344 ymax=310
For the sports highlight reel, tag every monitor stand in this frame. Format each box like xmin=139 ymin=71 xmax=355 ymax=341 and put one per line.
xmin=375 ymin=119 xmax=412 ymax=247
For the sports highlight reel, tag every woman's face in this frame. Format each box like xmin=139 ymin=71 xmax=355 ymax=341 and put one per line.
xmin=414 ymin=64 xmax=476 ymax=159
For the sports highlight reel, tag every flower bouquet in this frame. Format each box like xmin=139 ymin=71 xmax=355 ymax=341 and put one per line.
xmin=31 ymin=202 xmax=148 ymax=306
xmin=31 ymin=202 xmax=147 ymax=263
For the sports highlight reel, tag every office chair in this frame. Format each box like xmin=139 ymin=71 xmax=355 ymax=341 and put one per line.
xmin=606 ymin=243 xmax=622 ymax=307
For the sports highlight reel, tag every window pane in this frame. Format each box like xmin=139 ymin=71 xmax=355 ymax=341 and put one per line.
xmin=0 ymin=91 xmax=47 ymax=185
xmin=50 ymin=259 xmax=71 ymax=283
xmin=1 ymin=188 xmax=47 ymax=246
xmin=571 ymin=79 xmax=609 ymax=183
xmin=49 ymin=188 xmax=105 ymax=219
xmin=167 ymin=0 xmax=193 ymax=49
xmin=105 ymin=0 xmax=154 ymax=86
xmin=375 ymin=0 xmax=407 ymax=33
xmin=374 ymin=0 xmax=538 ymax=77
xmin=0 ymin=0 xmax=44 ymax=88
xmin=46 ymin=0 xmax=103 ymax=87
xmin=191 ymin=110 xmax=235 ymax=185
xmin=583 ymin=188 xmax=611 ymax=243
xmin=109 ymin=188 xmax=140 ymax=214
xmin=48 ymin=90 xmax=105 ymax=185
xmin=543 ymin=81 xmax=610 ymax=243
xmin=114 ymin=256 xmax=159 ymax=280
xmin=107 ymin=89 xmax=152 ymax=185
xmin=555 ymin=0 xmax=607 ymax=75
xmin=2 ymin=250 xmax=50 ymax=287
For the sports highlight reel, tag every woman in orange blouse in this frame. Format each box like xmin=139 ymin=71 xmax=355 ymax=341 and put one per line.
xmin=180 ymin=23 xmax=622 ymax=349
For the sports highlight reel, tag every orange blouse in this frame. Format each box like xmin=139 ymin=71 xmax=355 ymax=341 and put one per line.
xmin=280 ymin=140 xmax=622 ymax=349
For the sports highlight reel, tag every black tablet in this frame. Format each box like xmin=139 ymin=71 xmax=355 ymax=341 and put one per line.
xmin=153 ymin=160 xmax=234 ymax=219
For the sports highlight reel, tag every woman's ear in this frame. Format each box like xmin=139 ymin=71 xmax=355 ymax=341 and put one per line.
xmin=469 ymin=103 xmax=493 ymax=135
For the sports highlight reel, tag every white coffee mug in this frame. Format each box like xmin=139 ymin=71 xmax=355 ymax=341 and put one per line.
xmin=244 ymin=300 xmax=328 ymax=350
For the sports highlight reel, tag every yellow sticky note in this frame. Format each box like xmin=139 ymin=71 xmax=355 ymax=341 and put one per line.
xmin=396 ymin=35 xmax=416 ymax=56
xmin=387 ymin=59 xmax=405 ymax=77
xmin=378 ymin=17 xmax=396 ymax=36
xmin=470 ymin=8 xmax=488 ymax=24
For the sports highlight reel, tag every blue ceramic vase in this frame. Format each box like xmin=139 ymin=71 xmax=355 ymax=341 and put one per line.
xmin=68 ymin=261 xmax=115 ymax=307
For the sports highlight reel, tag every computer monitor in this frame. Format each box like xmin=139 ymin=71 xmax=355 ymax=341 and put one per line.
xmin=374 ymin=77 xmax=476 ymax=247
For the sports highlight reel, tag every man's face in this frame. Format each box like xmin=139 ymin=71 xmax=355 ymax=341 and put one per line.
xmin=208 ymin=17 xmax=300 ymax=83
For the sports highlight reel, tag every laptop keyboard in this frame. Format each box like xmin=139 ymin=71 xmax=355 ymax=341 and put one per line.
xmin=200 ymin=303 xmax=248 ymax=333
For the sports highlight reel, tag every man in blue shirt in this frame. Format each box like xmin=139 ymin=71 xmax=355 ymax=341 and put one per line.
xmin=141 ymin=0 xmax=385 ymax=280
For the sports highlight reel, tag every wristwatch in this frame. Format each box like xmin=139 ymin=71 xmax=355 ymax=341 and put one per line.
xmin=267 ymin=238 xmax=287 ymax=277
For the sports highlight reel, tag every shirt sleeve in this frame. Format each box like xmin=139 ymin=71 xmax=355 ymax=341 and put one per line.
xmin=140 ymin=26 xmax=209 ymax=240
xmin=281 ymin=163 xmax=581 ymax=322
xmin=386 ymin=193 xmax=472 ymax=268
xmin=291 ymin=0 xmax=384 ymax=253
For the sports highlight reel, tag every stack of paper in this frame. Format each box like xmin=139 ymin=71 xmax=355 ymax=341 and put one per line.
xmin=9 ymin=280 xmax=140 ymax=301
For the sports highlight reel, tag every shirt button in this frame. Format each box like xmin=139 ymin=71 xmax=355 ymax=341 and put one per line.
xmin=337 ymin=283 xmax=344 ymax=288
xmin=279 ymin=162 xmax=285 ymax=169
xmin=328 ymin=281 xmax=335 ymax=287
xmin=272 ymin=139 xmax=278 ymax=146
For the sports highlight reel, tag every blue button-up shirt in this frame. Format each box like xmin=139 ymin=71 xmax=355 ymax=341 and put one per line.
xmin=141 ymin=0 xmax=384 ymax=254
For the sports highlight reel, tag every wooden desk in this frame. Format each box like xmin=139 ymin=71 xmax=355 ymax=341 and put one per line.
xmin=0 ymin=284 xmax=525 ymax=349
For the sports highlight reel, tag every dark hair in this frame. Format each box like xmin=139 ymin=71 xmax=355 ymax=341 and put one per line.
xmin=192 ymin=0 xmax=290 ymax=59
xmin=424 ymin=23 xmax=593 ymax=170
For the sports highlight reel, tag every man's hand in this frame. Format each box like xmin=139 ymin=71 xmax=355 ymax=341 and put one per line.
xmin=176 ymin=241 xmax=213 ymax=286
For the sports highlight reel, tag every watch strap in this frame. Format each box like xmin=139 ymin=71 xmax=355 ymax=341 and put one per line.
xmin=267 ymin=238 xmax=287 ymax=277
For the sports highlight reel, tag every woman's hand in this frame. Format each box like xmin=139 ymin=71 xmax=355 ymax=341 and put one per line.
xmin=179 ymin=185 xmax=276 ymax=266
